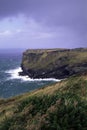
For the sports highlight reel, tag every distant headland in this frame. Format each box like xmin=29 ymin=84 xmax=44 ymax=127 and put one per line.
xmin=19 ymin=48 xmax=87 ymax=79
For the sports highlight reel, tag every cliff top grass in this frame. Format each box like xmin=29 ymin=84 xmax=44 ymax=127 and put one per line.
xmin=24 ymin=48 xmax=68 ymax=54
xmin=24 ymin=48 xmax=87 ymax=53
xmin=0 ymin=73 xmax=87 ymax=130
xmin=24 ymin=48 xmax=87 ymax=54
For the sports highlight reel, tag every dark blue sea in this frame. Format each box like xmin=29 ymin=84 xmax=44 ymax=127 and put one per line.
xmin=0 ymin=50 xmax=59 ymax=98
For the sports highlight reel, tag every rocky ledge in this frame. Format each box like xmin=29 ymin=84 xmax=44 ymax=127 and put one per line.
xmin=19 ymin=48 xmax=87 ymax=79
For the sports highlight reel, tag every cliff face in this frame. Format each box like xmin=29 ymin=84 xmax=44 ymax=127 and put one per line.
xmin=20 ymin=48 xmax=87 ymax=79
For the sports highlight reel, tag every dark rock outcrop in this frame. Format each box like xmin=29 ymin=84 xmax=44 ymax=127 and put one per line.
xmin=19 ymin=48 xmax=87 ymax=79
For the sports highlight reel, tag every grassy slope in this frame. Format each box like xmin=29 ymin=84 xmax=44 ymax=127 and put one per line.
xmin=0 ymin=73 xmax=87 ymax=130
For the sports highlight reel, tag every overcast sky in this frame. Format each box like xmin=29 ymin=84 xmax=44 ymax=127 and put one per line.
xmin=0 ymin=0 xmax=86 ymax=49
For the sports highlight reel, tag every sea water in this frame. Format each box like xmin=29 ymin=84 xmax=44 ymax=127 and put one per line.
xmin=0 ymin=50 xmax=59 ymax=98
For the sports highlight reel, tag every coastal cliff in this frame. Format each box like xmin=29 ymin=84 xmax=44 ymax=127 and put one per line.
xmin=20 ymin=48 xmax=87 ymax=79
xmin=1 ymin=49 xmax=87 ymax=130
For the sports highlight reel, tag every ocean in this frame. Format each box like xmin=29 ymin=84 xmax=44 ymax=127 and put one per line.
xmin=0 ymin=50 xmax=59 ymax=98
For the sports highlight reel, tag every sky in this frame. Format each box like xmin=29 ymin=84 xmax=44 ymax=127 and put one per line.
xmin=0 ymin=0 xmax=86 ymax=49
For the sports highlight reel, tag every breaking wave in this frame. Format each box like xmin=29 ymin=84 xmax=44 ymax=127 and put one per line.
xmin=5 ymin=67 xmax=60 ymax=82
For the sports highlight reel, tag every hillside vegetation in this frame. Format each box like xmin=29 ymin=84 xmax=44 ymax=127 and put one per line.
xmin=20 ymin=48 xmax=87 ymax=79
xmin=0 ymin=73 xmax=87 ymax=130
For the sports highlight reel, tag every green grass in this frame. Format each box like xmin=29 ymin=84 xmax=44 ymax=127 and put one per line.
xmin=0 ymin=73 xmax=87 ymax=130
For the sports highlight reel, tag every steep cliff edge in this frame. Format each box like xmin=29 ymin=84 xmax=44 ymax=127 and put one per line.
xmin=20 ymin=48 xmax=87 ymax=79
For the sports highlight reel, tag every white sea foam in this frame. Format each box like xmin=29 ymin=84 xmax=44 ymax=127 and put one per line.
xmin=5 ymin=67 xmax=60 ymax=82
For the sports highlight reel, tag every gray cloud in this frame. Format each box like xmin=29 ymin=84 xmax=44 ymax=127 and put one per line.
xmin=0 ymin=0 xmax=86 ymax=33
xmin=0 ymin=0 xmax=86 ymax=48
xmin=0 ymin=1 xmax=86 ymax=22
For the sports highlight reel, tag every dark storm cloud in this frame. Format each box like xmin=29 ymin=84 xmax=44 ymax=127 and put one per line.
xmin=0 ymin=0 xmax=86 ymax=27
xmin=0 ymin=0 xmax=86 ymax=48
